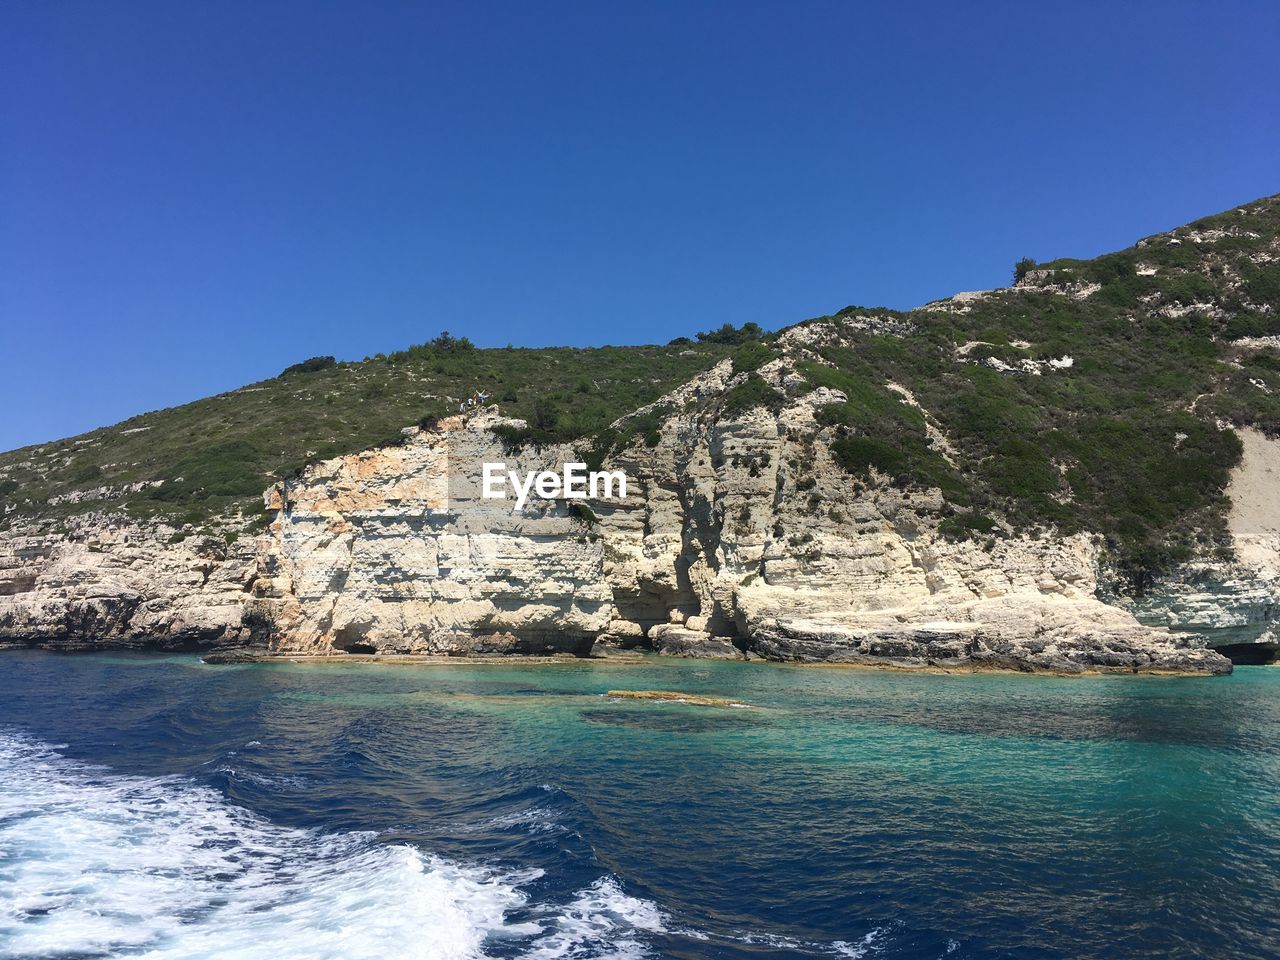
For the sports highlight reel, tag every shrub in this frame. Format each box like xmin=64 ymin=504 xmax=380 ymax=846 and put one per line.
xmin=1111 ymin=540 xmax=1196 ymax=597
xmin=148 ymin=440 xmax=266 ymax=501
xmin=568 ymin=502 xmax=599 ymax=525
xmin=1246 ymin=349 xmax=1280 ymax=373
xmin=1014 ymin=257 xmax=1037 ymax=284
xmin=1244 ymin=265 xmax=1280 ymax=306
xmin=71 ymin=463 xmax=103 ymax=484
xmin=731 ymin=340 xmax=775 ymax=375
xmin=720 ymin=375 xmax=784 ymax=418
xmin=984 ymin=439 xmax=1059 ymax=499
xmin=1156 ymin=272 xmax=1216 ymax=306
xmin=427 ymin=331 xmax=475 ymax=352
xmin=697 ymin=322 xmax=765 ymax=345
xmin=831 ymin=436 xmax=905 ymax=476
xmin=280 ymin=356 xmax=337 ymax=376
xmin=1223 ymin=313 xmax=1280 ymax=340
xmin=530 ymin=398 xmax=559 ymax=433
xmin=939 ymin=512 xmax=999 ymax=540
xmin=1084 ymin=252 xmax=1137 ymax=284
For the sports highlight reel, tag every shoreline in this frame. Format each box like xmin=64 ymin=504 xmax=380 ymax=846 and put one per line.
xmin=0 ymin=643 xmax=1244 ymax=678
xmin=200 ymin=648 xmax=1233 ymax=678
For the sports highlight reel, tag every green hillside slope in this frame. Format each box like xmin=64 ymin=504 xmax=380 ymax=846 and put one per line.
xmin=776 ymin=192 xmax=1280 ymax=586
xmin=0 ymin=338 xmax=729 ymax=531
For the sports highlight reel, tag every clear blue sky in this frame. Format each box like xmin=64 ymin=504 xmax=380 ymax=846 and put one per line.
xmin=2 ymin=1 xmax=1278 ymax=452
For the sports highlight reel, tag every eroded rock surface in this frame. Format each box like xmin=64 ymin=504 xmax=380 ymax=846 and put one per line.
xmin=249 ymin=412 xmax=609 ymax=655
xmin=1119 ymin=428 xmax=1280 ymax=662
xmin=0 ymin=523 xmax=258 ymax=650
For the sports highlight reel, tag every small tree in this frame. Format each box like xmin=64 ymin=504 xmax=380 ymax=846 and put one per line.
xmin=280 ymin=355 xmax=337 ymax=376
xmin=1013 ymin=257 xmax=1037 ymax=284
xmin=531 ymin=398 xmax=559 ymax=433
xmin=696 ymin=321 xmax=765 ymax=345
xmin=429 ymin=331 xmax=475 ymax=352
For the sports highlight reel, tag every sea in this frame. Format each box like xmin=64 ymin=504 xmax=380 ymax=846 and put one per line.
xmin=0 ymin=651 xmax=1277 ymax=960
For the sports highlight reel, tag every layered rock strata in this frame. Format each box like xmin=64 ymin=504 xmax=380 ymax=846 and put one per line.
xmin=0 ymin=523 xmax=257 ymax=650
xmin=248 ymin=413 xmax=609 ymax=655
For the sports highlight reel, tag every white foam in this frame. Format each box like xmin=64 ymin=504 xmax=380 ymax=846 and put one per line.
xmin=522 ymin=877 xmax=667 ymax=960
xmin=460 ymin=806 xmax=563 ymax=835
xmin=831 ymin=927 xmax=888 ymax=958
xmin=210 ymin=760 xmax=310 ymax=790
xmin=0 ymin=732 xmax=683 ymax=960
xmin=0 ymin=732 xmax=539 ymax=960
xmin=711 ymin=924 xmax=890 ymax=958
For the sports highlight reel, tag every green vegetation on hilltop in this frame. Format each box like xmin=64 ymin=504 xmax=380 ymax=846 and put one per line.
xmin=0 ymin=338 xmax=730 ymax=529
xmin=696 ymin=321 xmax=765 ymax=345
xmin=792 ymin=194 xmax=1280 ymax=589
xmin=280 ymin=355 xmax=338 ymax=376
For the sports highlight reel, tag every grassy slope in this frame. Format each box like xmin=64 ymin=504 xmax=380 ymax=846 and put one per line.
xmin=0 ymin=341 xmax=729 ymax=531
xmin=784 ymin=193 xmax=1280 ymax=586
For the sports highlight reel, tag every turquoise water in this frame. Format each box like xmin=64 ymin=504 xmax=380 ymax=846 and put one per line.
xmin=0 ymin=652 xmax=1277 ymax=959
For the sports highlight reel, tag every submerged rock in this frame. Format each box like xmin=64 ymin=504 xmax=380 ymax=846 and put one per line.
xmin=201 ymin=646 xmax=271 ymax=664
xmin=606 ymin=690 xmax=749 ymax=708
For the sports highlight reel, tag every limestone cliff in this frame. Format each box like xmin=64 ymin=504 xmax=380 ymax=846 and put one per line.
xmin=250 ymin=415 xmax=609 ymax=655
xmin=0 ymin=523 xmax=256 ymax=650
xmin=1117 ymin=428 xmax=1280 ymax=661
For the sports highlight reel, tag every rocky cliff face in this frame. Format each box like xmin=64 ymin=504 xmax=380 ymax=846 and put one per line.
xmin=586 ymin=334 xmax=1230 ymax=674
xmin=0 ymin=326 xmax=1240 ymax=674
xmin=249 ymin=414 xmax=609 ymax=655
xmin=1118 ymin=428 xmax=1280 ymax=661
xmin=0 ymin=520 xmax=257 ymax=650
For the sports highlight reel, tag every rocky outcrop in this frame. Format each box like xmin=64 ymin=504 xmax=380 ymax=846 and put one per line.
xmin=580 ymin=344 xmax=1229 ymax=674
xmin=0 ymin=522 xmax=258 ymax=650
xmin=247 ymin=412 xmax=609 ymax=656
xmin=742 ymin=594 xmax=1228 ymax=674
xmin=1118 ymin=428 xmax=1280 ymax=663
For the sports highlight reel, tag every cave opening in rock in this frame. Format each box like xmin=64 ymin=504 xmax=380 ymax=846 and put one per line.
xmin=1212 ymin=643 xmax=1280 ymax=666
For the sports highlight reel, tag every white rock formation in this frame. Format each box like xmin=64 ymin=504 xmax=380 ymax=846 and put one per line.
xmin=250 ymin=410 xmax=611 ymax=655
xmin=1122 ymin=429 xmax=1280 ymax=658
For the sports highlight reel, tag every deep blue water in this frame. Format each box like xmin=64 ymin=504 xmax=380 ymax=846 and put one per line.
xmin=0 ymin=651 xmax=1278 ymax=960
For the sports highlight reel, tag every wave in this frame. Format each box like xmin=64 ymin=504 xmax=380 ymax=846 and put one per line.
xmin=521 ymin=878 xmax=668 ymax=960
xmin=0 ymin=732 xmax=666 ymax=960
xmin=458 ymin=805 xmax=566 ymax=836
xmin=679 ymin=925 xmax=890 ymax=959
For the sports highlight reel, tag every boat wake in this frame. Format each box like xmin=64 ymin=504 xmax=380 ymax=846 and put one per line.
xmin=0 ymin=731 xmax=667 ymax=960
